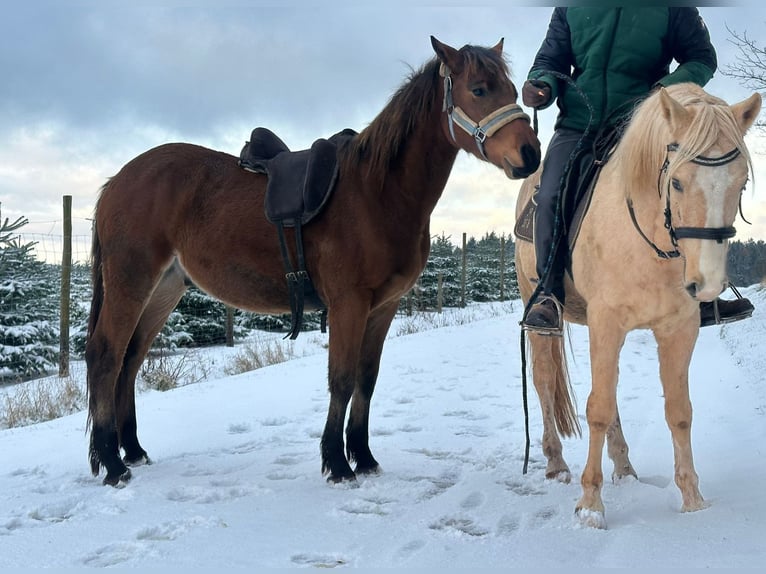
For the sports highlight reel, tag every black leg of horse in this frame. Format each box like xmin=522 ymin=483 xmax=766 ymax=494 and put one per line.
xmin=115 ymin=263 xmax=187 ymax=467
xmin=346 ymin=301 xmax=399 ymax=475
xmin=86 ymin=337 xmax=132 ymax=486
xmin=321 ymin=295 xmax=371 ymax=482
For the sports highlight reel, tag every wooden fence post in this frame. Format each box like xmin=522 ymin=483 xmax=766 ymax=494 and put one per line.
xmin=59 ymin=195 xmax=72 ymax=377
xmin=225 ymin=306 xmax=234 ymax=347
xmin=461 ymin=232 xmax=467 ymax=308
xmin=437 ymin=273 xmax=443 ymax=313
xmin=500 ymin=234 xmax=506 ymax=302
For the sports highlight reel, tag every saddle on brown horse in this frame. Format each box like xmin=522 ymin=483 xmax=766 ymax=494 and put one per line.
xmin=238 ymin=127 xmax=357 ymax=338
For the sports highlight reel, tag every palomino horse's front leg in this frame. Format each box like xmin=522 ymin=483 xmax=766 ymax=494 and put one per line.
xmin=654 ymin=323 xmax=706 ymax=512
xmin=576 ymin=316 xmax=627 ymax=528
xmin=321 ymin=293 xmax=372 ymax=482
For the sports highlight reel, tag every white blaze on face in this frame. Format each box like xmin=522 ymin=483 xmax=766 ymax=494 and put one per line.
xmin=689 ymin=162 xmax=736 ymax=300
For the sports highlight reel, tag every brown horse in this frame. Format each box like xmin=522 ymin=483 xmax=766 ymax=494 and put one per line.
xmin=515 ymin=83 xmax=761 ymax=528
xmin=86 ymin=36 xmax=541 ymax=486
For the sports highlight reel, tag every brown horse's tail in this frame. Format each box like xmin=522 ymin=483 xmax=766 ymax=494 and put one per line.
xmin=553 ymin=333 xmax=581 ymax=438
xmin=85 ymin=191 xmax=106 ymax=432
xmin=87 ymin=204 xmax=104 ymax=344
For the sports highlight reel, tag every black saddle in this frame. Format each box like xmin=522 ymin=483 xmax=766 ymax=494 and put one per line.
xmin=237 ymin=127 xmax=357 ymax=339
xmin=239 ymin=127 xmax=356 ymax=227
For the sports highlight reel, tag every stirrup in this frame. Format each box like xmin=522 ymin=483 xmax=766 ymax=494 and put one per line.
xmin=521 ymin=294 xmax=564 ymax=337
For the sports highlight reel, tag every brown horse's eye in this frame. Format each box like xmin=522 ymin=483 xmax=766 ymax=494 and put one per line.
xmin=472 ymin=87 xmax=486 ymax=97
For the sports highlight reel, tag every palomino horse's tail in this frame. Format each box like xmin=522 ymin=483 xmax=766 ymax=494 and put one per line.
xmin=524 ymin=332 xmax=581 ymax=438
xmin=552 ymin=334 xmax=581 ymax=438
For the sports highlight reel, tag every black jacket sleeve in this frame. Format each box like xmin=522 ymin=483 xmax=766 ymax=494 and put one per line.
xmin=527 ymin=7 xmax=572 ymax=108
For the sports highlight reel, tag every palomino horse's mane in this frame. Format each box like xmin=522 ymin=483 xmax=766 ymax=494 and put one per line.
xmin=618 ymin=82 xmax=753 ymax=201
xmin=343 ymin=45 xmax=510 ymax=186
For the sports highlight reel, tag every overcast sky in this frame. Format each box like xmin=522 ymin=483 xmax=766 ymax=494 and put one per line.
xmin=1 ymin=1 xmax=765 ymax=246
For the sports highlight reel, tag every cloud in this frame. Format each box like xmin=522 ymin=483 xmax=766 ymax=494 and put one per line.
xmin=1 ymin=3 xmax=764 ymax=249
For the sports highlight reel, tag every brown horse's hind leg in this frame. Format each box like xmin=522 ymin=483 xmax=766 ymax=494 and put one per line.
xmin=116 ymin=262 xmax=188 ymax=467
xmin=346 ymin=300 xmax=399 ymax=475
xmin=87 ymin=257 xmax=173 ymax=486
xmin=321 ymin=294 xmax=372 ymax=482
xmin=87 ymin=297 xmax=148 ymax=486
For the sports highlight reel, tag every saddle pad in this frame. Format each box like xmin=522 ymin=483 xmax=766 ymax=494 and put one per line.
xmin=514 ymin=193 xmax=536 ymax=243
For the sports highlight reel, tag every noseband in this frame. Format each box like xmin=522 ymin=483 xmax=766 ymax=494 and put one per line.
xmin=628 ymin=143 xmax=741 ymax=260
xmin=440 ymin=63 xmax=530 ymax=160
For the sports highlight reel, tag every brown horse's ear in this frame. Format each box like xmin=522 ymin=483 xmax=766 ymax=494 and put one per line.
xmin=431 ymin=36 xmax=462 ymax=74
xmin=491 ymin=38 xmax=504 ymax=56
xmin=730 ymin=92 xmax=762 ymax=134
xmin=658 ymin=87 xmax=692 ymax=134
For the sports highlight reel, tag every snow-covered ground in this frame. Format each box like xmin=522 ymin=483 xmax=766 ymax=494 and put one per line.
xmin=1 ymin=287 xmax=765 ymax=568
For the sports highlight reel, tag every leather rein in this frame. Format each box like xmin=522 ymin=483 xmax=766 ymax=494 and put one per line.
xmin=439 ymin=63 xmax=530 ymax=160
xmin=627 ymin=143 xmax=741 ymax=260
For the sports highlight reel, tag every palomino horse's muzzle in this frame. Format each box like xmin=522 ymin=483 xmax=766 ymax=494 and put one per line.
xmin=439 ymin=63 xmax=531 ymax=161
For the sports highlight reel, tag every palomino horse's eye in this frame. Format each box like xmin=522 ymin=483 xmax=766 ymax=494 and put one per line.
xmin=671 ymin=178 xmax=683 ymax=192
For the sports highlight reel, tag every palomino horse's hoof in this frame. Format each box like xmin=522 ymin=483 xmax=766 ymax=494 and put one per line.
xmin=545 ymin=468 xmax=571 ymax=483
xmin=575 ymin=507 xmax=607 ymax=529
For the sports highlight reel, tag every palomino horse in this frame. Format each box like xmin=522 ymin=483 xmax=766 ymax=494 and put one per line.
xmin=515 ymin=83 xmax=760 ymax=528
xmin=86 ymin=37 xmax=541 ymax=486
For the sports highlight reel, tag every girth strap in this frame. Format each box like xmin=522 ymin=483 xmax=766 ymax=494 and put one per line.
xmin=275 ymin=222 xmax=327 ymax=340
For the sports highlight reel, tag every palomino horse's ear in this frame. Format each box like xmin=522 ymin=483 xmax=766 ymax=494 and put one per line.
xmin=431 ymin=36 xmax=462 ymax=74
xmin=731 ymin=92 xmax=762 ymax=134
xmin=491 ymin=38 xmax=504 ymax=56
xmin=658 ymin=87 xmax=692 ymax=134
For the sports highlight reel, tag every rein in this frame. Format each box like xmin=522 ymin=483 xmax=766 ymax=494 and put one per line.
xmin=628 ymin=143 xmax=741 ymax=259
xmin=440 ymin=63 xmax=530 ymax=159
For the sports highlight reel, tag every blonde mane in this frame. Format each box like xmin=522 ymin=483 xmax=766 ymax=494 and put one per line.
xmin=617 ymin=83 xmax=753 ymax=201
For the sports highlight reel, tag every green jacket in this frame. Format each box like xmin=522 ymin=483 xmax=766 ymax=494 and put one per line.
xmin=528 ymin=7 xmax=717 ymax=131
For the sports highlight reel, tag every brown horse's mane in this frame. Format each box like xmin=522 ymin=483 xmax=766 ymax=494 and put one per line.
xmin=617 ymin=83 xmax=753 ymax=201
xmin=343 ymin=45 xmax=510 ymax=187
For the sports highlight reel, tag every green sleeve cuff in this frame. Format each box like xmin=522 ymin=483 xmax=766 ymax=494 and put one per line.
xmin=656 ymin=62 xmax=715 ymax=89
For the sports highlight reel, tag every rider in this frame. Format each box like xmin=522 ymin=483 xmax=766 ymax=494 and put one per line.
xmin=520 ymin=6 xmax=754 ymax=333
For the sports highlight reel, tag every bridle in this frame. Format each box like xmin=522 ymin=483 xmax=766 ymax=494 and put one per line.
xmin=439 ymin=63 xmax=530 ymax=160
xmin=627 ymin=143 xmax=741 ymax=260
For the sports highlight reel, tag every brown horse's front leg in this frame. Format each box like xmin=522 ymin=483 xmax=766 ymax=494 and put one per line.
xmin=346 ymin=300 xmax=399 ymax=475
xmin=321 ymin=295 xmax=371 ymax=482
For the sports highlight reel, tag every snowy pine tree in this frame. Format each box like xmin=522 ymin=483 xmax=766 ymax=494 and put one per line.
xmin=0 ymin=208 xmax=59 ymax=380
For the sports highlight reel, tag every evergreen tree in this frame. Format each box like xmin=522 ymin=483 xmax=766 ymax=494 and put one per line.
xmin=415 ymin=233 xmax=462 ymax=309
xmin=0 ymin=208 xmax=59 ymax=380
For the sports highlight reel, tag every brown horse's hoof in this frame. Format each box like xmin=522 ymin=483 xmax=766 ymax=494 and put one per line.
xmin=326 ymin=471 xmax=357 ymax=485
xmin=103 ymin=468 xmax=132 ymax=488
xmin=354 ymin=463 xmax=381 ymax=477
xmin=124 ymin=453 xmax=152 ymax=467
